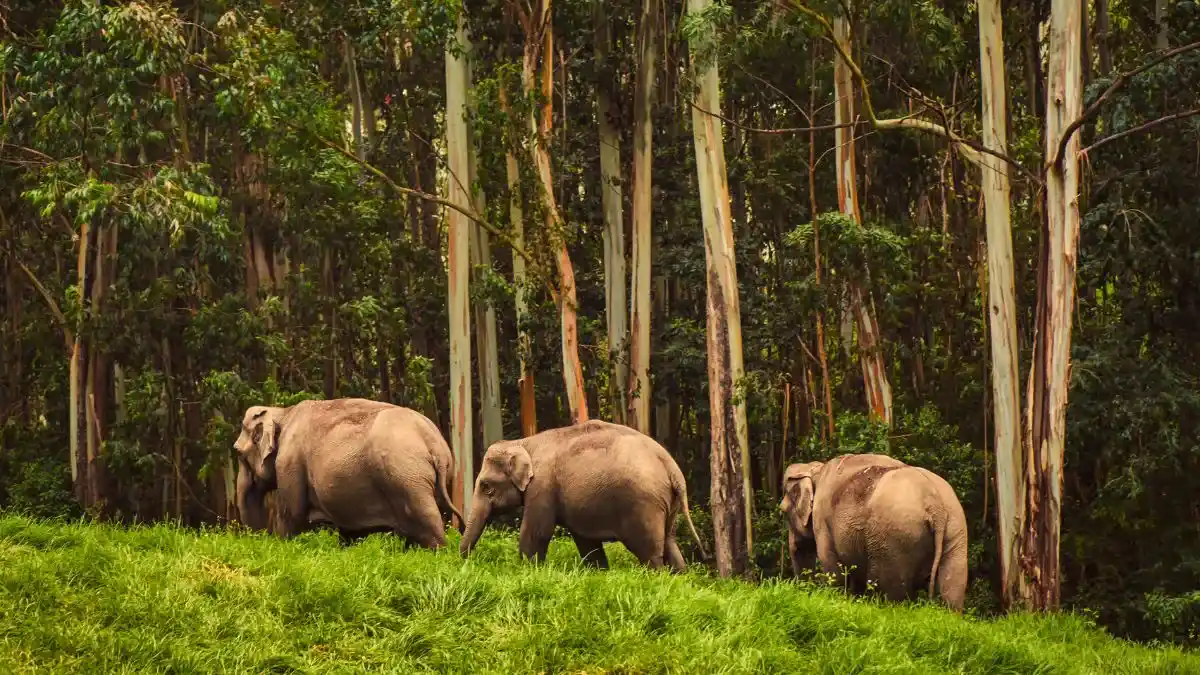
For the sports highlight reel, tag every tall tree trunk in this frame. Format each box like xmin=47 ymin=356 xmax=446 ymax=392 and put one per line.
xmin=464 ymin=31 xmax=503 ymax=449
xmin=499 ymin=86 xmax=538 ymax=437
xmin=833 ymin=6 xmax=893 ymax=427
xmin=69 ymin=218 xmax=91 ymax=506
xmin=1023 ymin=0 xmax=1084 ymax=611
xmin=446 ymin=5 xmax=475 ymax=521
xmin=979 ymin=0 xmax=1025 ymax=611
xmin=688 ymin=0 xmax=752 ymax=577
xmin=809 ymin=49 xmax=835 ymax=444
xmin=1155 ymin=0 xmax=1170 ymax=50
xmin=1095 ymin=0 xmax=1111 ymax=76
xmin=627 ymin=0 xmax=658 ymax=432
xmin=522 ymin=0 xmax=588 ymax=424
xmin=594 ymin=1 xmax=629 ymax=426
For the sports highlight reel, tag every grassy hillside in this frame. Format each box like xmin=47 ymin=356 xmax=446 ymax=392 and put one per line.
xmin=0 ymin=516 xmax=1195 ymax=674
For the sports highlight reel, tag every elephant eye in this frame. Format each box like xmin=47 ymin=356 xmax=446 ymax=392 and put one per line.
xmin=482 ymin=481 xmax=495 ymax=496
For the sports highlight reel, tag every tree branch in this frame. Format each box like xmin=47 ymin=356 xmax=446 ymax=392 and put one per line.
xmin=1053 ymin=40 xmax=1200 ymax=169
xmin=688 ymin=100 xmax=858 ymax=135
xmin=300 ymin=125 xmax=533 ymax=265
xmin=1080 ymin=108 xmax=1200 ymax=157
xmin=781 ymin=0 xmax=1041 ymax=185
xmin=6 ymin=252 xmax=74 ymax=351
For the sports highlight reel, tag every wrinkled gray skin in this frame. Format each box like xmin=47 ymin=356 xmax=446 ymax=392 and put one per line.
xmin=459 ymin=420 xmax=708 ymax=571
xmin=780 ymin=453 xmax=968 ymax=611
xmin=233 ymin=398 xmax=465 ymax=549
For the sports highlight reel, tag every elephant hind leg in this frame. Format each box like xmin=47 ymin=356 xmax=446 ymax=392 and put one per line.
xmin=664 ymin=537 xmax=686 ymax=573
xmin=403 ymin=496 xmax=448 ymax=551
xmin=622 ymin=515 xmax=667 ymax=571
xmin=572 ymin=535 xmax=609 ymax=569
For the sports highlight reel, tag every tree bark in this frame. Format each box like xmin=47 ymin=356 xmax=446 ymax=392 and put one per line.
xmin=1095 ymin=0 xmax=1112 ymax=76
xmin=522 ymin=0 xmax=588 ymax=424
xmin=499 ymin=86 xmax=538 ymax=438
xmin=464 ymin=29 xmax=503 ymax=449
xmin=979 ymin=0 xmax=1026 ymax=611
xmin=446 ymin=5 xmax=475 ymax=521
xmin=809 ymin=48 xmax=835 ymax=444
xmin=833 ymin=6 xmax=893 ymax=427
xmin=627 ymin=0 xmax=659 ymax=433
xmin=688 ymin=0 xmax=752 ymax=577
xmin=1022 ymin=0 xmax=1084 ymax=611
xmin=594 ymin=1 xmax=629 ymax=426
xmin=1155 ymin=0 xmax=1170 ymax=50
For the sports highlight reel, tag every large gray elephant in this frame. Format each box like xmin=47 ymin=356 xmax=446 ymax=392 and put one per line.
xmin=780 ymin=453 xmax=968 ymax=611
xmin=233 ymin=398 xmax=465 ymax=549
xmin=459 ymin=420 xmax=708 ymax=571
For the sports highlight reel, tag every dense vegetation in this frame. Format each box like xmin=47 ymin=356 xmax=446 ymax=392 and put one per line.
xmin=2 ymin=515 xmax=1197 ymax=673
xmin=2 ymin=0 xmax=1199 ymax=649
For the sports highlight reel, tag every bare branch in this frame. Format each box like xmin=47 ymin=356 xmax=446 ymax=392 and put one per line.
xmin=1080 ymin=107 xmax=1200 ymax=157
xmin=688 ymin=100 xmax=857 ymax=134
xmin=6 ymin=252 xmax=74 ymax=351
xmin=1053 ymin=40 xmax=1200 ymax=169
xmin=780 ymin=0 xmax=1041 ymax=185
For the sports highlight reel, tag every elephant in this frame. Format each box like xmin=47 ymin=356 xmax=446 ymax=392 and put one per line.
xmin=459 ymin=420 xmax=708 ymax=571
xmin=780 ymin=453 xmax=968 ymax=611
xmin=233 ymin=398 xmax=465 ymax=550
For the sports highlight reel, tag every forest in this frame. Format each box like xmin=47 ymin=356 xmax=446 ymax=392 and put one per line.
xmin=2 ymin=0 xmax=1199 ymax=649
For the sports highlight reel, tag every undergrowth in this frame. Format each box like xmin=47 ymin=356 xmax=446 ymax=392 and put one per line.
xmin=0 ymin=514 xmax=1195 ymax=674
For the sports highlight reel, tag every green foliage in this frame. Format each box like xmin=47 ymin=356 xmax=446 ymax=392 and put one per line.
xmin=1 ymin=516 xmax=1196 ymax=673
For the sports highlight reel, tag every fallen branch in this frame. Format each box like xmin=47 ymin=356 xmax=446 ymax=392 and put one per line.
xmin=1081 ymin=107 xmax=1200 ymax=157
xmin=1053 ymin=40 xmax=1200 ymax=169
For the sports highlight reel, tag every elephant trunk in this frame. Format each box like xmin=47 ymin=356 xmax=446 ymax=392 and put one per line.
xmin=236 ymin=461 xmax=269 ymax=531
xmin=459 ymin=498 xmax=491 ymax=557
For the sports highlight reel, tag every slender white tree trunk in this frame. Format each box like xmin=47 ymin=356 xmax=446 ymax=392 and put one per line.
xmin=445 ymin=5 xmax=475 ymax=518
xmin=832 ymin=5 xmax=893 ymax=427
xmin=627 ymin=0 xmax=658 ymax=433
xmin=688 ymin=0 xmax=752 ymax=576
xmin=594 ymin=2 xmax=629 ymax=425
xmin=978 ymin=0 xmax=1025 ymax=610
xmin=1023 ymin=0 xmax=1084 ymax=610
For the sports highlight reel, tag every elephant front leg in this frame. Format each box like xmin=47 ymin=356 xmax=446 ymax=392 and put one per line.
xmin=272 ymin=474 xmax=310 ymax=539
xmin=517 ymin=502 xmax=555 ymax=563
xmin=572 ymin=535 xmax=609 ymax=569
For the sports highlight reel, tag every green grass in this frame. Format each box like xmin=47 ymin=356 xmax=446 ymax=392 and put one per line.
xmin=0 ymin=515 xmax=1195 ymax=674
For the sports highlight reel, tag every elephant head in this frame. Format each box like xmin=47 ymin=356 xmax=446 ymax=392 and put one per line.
xmin=780 ymin=461 xmax=824 ymax=574
xmin=233 ymin=405 xmax=285 ymax=530
xmin=460 ymin=440 xmax=533 ymax=556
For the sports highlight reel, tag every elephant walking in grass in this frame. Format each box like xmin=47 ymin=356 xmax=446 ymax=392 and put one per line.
xmin=459 ymin=420 xmax=708 ymax=571
xmin=780 ymin=453 xmax=969 ymax=611
xmin=233 ymin=398 xmax=465 ymax=550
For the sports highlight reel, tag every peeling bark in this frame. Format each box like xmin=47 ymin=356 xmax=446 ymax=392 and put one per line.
xmin=446 ymin=5 xmax=475 ymax=520
xmin=627 ymin=0 xmax=658 ymax=433
xmin=689 ymin=0 xmax=752 ymax=577
xmin=1022 ymin=0 xmax=1084 ymax=610
xmin=595 ymin=2 xmax=629 ymax=426
xmin=499 ymin=86 xmax=537 ymax=437
xmin=978 ymin=0 xmax=1025 ymax=610
xmin=832 ymin=7 xmax=893 ymax=428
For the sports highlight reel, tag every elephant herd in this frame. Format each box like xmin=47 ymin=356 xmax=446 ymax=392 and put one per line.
xmin=233 ymin=397 xmax=968 ymax=611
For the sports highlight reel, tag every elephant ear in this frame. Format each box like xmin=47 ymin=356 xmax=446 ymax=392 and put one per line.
xmin=250 ymin=410 xmax=281 ymax=477
xmin=502 ymin=444 xmax=534 ymax=493
xmin=782 ymin=463 xmax=819 ymax=531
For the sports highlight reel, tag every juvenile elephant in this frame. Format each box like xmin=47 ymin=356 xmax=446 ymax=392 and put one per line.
xmin=459 ymin=420 xmax=708 ymax=571
xmin=233 ymin=398 xmax=465 ymax=550
xmin=780 ymin=453 xmax=968 ymax=611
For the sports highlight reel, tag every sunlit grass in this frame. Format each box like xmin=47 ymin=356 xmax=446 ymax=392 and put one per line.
xmin=0 ymin=514 xmax=1195 ymax=673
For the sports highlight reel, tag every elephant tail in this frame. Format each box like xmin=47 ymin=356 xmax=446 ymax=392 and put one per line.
xmin=436 ymin=458 xmax=466 ymax=534
xmin=673 ymin=476 xmax=710 ymax=561
xmin=928 ymin=516 xmax=946 ymax=599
